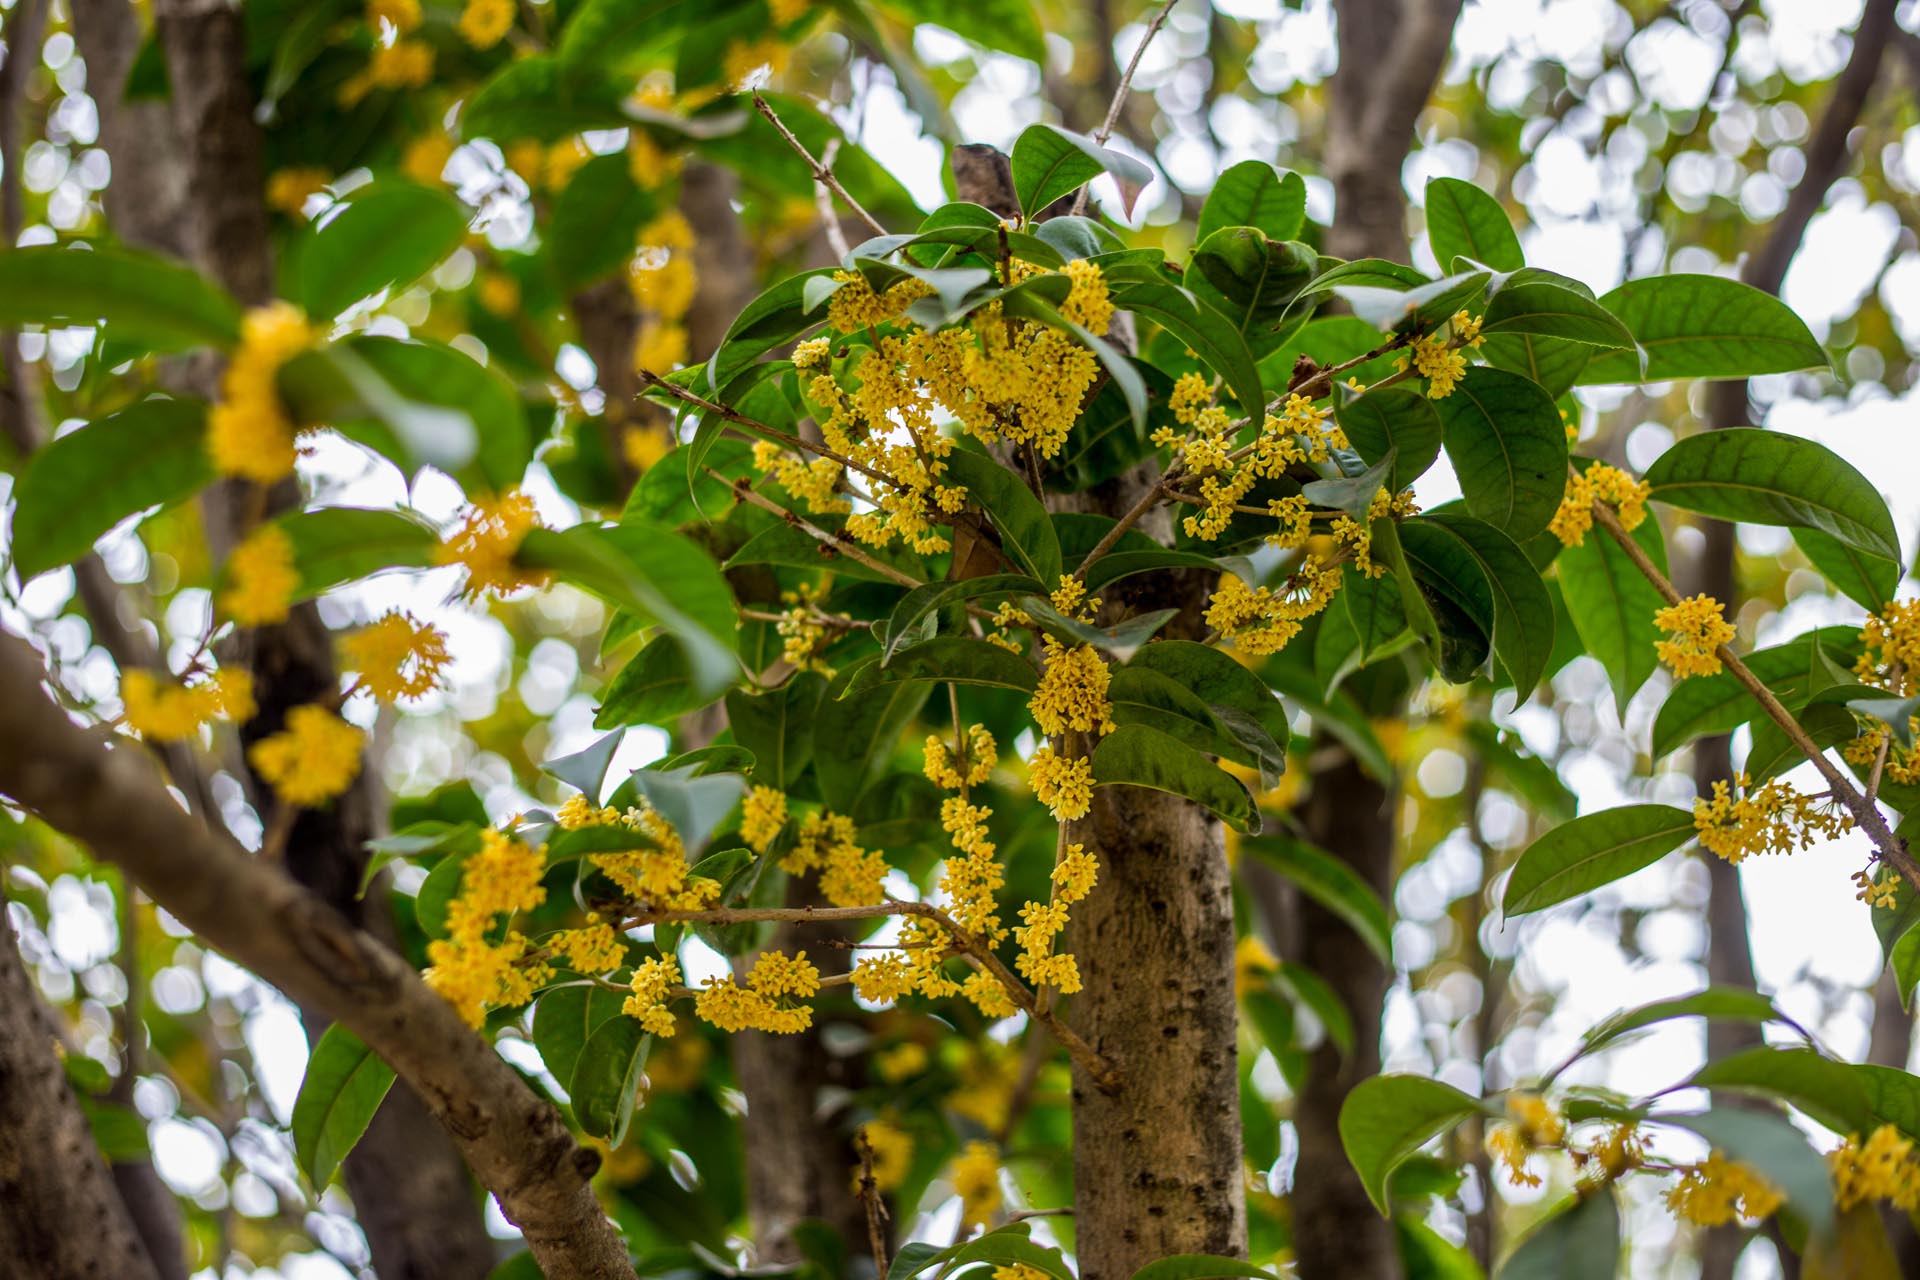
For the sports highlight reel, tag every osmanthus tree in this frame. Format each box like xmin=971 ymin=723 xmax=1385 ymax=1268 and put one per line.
xmin=3 ymin=3 xmax=1919 ymax=1280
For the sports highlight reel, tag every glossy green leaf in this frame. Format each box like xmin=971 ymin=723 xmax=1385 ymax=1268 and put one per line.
xmin=1854 ymin=1064 xmax=1920 ymax=1139
xmin=1082 ymin=548 xmax=1252 ymax=595
xmin=1413 ymin=510 xmax=1557 ymax=694
xmin=291 ymin=1025 xmax=395 ymax=1188
xmin=1433 ymin=367 xmax=1568 ymax=539
xmin=1649 ymin=627 xmax=1861 ymax=759
xmin=1503 ymin=804 xmax=1696 ymax=915
xmin=1109 ymin=280 xmax=1265 ymax=415
xmin=943 ymin=449 xmax=1063 ymax=585
xmin=1021 ymin=596 xmax=1178 ymax=662
xmin=291 ymin=181 xmax=469 ymax=319
xmin=0 ymin=243 xmax=241 ymax=351
xmin=1644 ymin=430 xmax=1898 ymax=562
xmin=1089 ymin=724 xmax=1259 ymax=833
xmin=1127 ymin=640 xmax=1293 ymax=772
xmin=1425 ymin=177 xmax=1523 ymax=273
xmin=1198 ymin=161 xmax=1307 ymax=245
xmin=531 ymin=983 xmax=629 ymax=1089
xmin=569 ymin=1014 xmax=649 ymax=1146
xmin=1496 ymin=1190 xmax=1619 ymax=1280
xmin=1242 ymin=835 xmax=1391 ymax=965
xmin=1689 ymin=1046 xmax=1878 ymax=1137
xmin=1338 ymin=1074 xmax=1483 ymax=1215
xmin=268 ymin=506 xmax=439 ymax=601
xmin=1793 ymin=527 xmax=1901 ymax=612
xmin=1558 ymin=514 xmax=1669 ymax=716
xmin=883 ymin=574 xmax=1043 ymax=662
xmin=517 ymin=523 xmax=737 ymax=695
xmin=1335 ymin=270 xmax=1488 ymax=334
xmin=1187 ymin=227 xmax=1318 ymax=355
xmin=11 ymin=399 xmax=214 ymax=580
xmin=1481 ymin=331 xmax=1592 ymax=399
xmin=1107 ymin=665 xmax=1272 ymax=782
xmin=1009 ymin=122 xmax=1153 ymax=218
xmin=852 ymin=635 xmax=1038 ymax=694
xmin=1335 ymin=387 xmax=1444 ymax=492
xmin=1745 ymin=701 xmax=1858 ymax=784
xmin=596 ymin=634 xmax=707 ymax=728
xmin=1481 ymin=279 xmax=1636 ymax=350
xmin=815 ymin=661 xmax=930 ymax=810
xmin=1581 ymin=275 xmax=1828 ymax=383
xmin=726 ymin=674 xmax=822 ymax=791
xmin=1566 ymin=987 xmax=1785 ymax=1070
xmin=706 ymin=268 xmax=837 ymax=388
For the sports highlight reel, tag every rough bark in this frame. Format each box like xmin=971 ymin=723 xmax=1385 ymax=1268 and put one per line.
xmin=1685 ymin=11 xmax=1892 ymax=1277
xmin=0 ymin=884 xmax=163 ymax=1280
xmin=0 ymin=629 xmax=639 ymax=1280
xmin=142 ymin=5 xmax=500 ymax=1274
xmin=67 ymin=0 xmax=188 ymax=257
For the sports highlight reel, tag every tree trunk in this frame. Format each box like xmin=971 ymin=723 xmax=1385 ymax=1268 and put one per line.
xmin=0 ymin=886 xmax=162 ymax=1280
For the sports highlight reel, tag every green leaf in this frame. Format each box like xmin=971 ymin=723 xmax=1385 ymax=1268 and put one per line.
xmin=291 ymin=1025 xmax=396 ymax=1188
xmin=888 ymin=1225 xmax=1070 ymax=1280
xmin=1745 ymin=701 xmax=1859 ymax=784
xmin=1803 ymin=1203 xmax=1905 ymax=1280
xmin=1433 ymin=367 xmax=1568 ymax=540
xmin=724 ymin=519 xmax=924 ymax=585
xmin=1338 ymin=1074 xmax=1483 ymax=1215
xmin=1107 ymin=665 xmax=1272 ymax=782
xmin=726 ymin=674 xmax=823 ymax=791
xmin=1198 ymin=161 xmax=1306 ymax=245
xmin=1128 ymin=1259 xmax=1279 ymax=1280
xmin=943 ymin=449 xmax=1063 ymax=585
xmin=1186 ymin=228 xmax=1318 ymax=356
xmin=1127 ymin=640 xmax=1293 ymax=772
xmin=1649 ymin=627 xmax=1862 ymax=759
xmin=1496 ymin=1190 xmax=1619 ymax=1280
xmin=569 ymin=1014 xmax=650 ymax=1146
xmin=1662 ymin=1108 xmax=1833 ymax=1238
xmin=1854 ymin=1064 xmax=1920 ymax=1139
xmin=1341 ymin=570 xmax=1413 ymax=669
xmin=853 ymin=635 xmax=1038 ymax=694
xmin=1335 ymin=270 xmax=1489 ymax=334
xmin=1581 ymin=275 xmax=1828 ymax=383
xmin=11 ymin=399 xmax=214 ymax=580
xmin=879 ymin=0 xmax=1045 ymax=64
xmin=1481 ymin=278 xmax=1636 ymax=351
xmin=1335 ymin=387 xmax=1444 ymax=492
xmin=531 ymin=983 xmax=628 ymax=1089
xmin=1413 ymin=510 xmax=1557 ymax=694
xmin=883 ymin=574 xmax=1041 ymax=661
xmin=1242 ymin=836 xmax=1391 ymax=965
xmin=1793 ymin=527 xmax=1901 ymax=612
xmin=1644 ymin=430 xmax=1899 ymax=562
xmin=814 ymin=661 xmax=929 ymax=811
xmin=0 ymin=243 xmax=241 ymax=352
xmin=1109 ymin=279 xmax=1265 ymax=415
xmin=1010 ymin=123 xmax=1153 ymax=218
xmin=290 ymin=181 xmax=470 ymax=319
xmin=1566 ymin=987 xmax=1785 ymax=1069
xmin=1090 ymin=724 xmax=1259 ymax=832
xmin=1481 ymin=331 xmax=1592 ymax=399
xmin=1425 ymin=177 xmax=1523 ymax=273
xmin=1021 ymin=596 xmax=1178 ymax=663
xmin=1502 ymin=804 xmax=1696 ymax=915
xmin=466 ymin=53 xmax=628 ymax=139
xmin=596 ymin=634 xmax=709 ymax=728
xmin=549 ymin=153 xmax=656 ymax=290
xmin=707 ymin=268 xmax=837 ymax=388
xmin=1689 ymin=1046 xmax=1878 ymax=1137
xmin=1557 ymin=513 xmax=1669 ymax=716
xmin=271 ymin=506 xmax=440 ymax=601
xmin=77 ymin=1096 xmax=152 ymax=1163
xmin=518 ymin=523 xmax=737 ymax=695
xmin=1082 ymin=548 xmax=1250 ymax=595
xmin=1301 ymin=449 xmax=1397 ymax=519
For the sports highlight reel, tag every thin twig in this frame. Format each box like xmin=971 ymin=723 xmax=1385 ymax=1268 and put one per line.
xmin=855 ymin=1130 xmax=890 ymax=1273
xmin=752 ymin=91 xmax=887 ymax=238
xmin=813 ymin=137 xmax=854 ymax=260
xmin=1590 ymin=499 xmax=1920 ymax=891
xmin=705 ymin=466 xmax=926 ymax=589
xmin=637 ymin=368 xmax=892 ymax=487
xmin=1073 ymin=478 xmax=1167 ymax=578
xmin=1071 ymin=0 xmax=1179 ymax=216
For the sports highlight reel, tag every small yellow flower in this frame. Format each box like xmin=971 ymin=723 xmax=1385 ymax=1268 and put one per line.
xmin=366 ymin=0 xmax=421 ymax=35
xmin=456 ymin=0 xmax=515 ymax=48
xmin=121 ymin=669 xmax=255 ymax=741
xmin=219 ymin=525 xmax=299 ymax=627
xmin=852 ymin=1117 xmax=914 ymax=1193
xmin=340 ymin=611 xmax=450 ymax=702
xmin=266 ymin=168 xmax=330 ymax=218
xmin=436 ymin=489 xmax=548 ymax=599
xmin=207 ymin=303 xmax=313 ymax=483
xmin=740 ymin=786 xmax=788 ymax=853
xmin=1029 ymin=638 xmax=1116 ymax=738
xmin=1665 ymin=1152 xmax=1784 ymax=1226
xmin=401 ymin=132 xmax=454 ymax=187
xmin=1027 ymin=744 xmax=1094 ymax=821
xmin=1653 ymin=593 xmax=1735 ymax=679
xmin=1693 ymin=773 xmax=1852 ymax=863
xmin=950 ymin=1141 xmax=1002 ymax=1228
xmin=1829 ymin=1124 xmax=1920 ymax=1212
xmin=248 ymin=704 xmax=365 ymax=806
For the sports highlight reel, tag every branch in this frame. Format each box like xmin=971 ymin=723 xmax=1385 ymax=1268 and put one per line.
xmin=637 ymin=368 xmax=894 ymax=488
xmin=706 ymin=465 xmax=926 ymax=588
xmin=1589 ymin=502 xmax=1920 ymax=892
xmin=751 ymin=92 xmax=886 ymax=239
xmin=0 ymin=630 xmax=641 ymax=1280
xmin=1069 ymin=0 xmax=1178 ymax=217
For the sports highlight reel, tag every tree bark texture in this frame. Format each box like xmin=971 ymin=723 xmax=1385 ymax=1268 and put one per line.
xmin=0 ymin=886 xmax=163 ymax=1280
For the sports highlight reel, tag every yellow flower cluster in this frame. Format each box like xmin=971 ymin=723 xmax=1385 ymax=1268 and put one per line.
xmin=122 ymin=669 xmax=254 ymax=741
xmin=208 ymin=303 xmax=314 ymax=483
xmin=1855 ymin=600 xmax=1920 ymax=696
xmin=249 ymin=705 xmax=364 ymax=806
xmin=218 ymin=525 xmax=299 ymax=626
xmin=1653 ymin=593 xmax=1735 ymax=679
xmin=1398 ymin=311 xmax=1483 ymax=399
xmin=1692 ymin=773 xmax=1852 ymax=863
xmin=1572 ymin=1124 xmax=1648 ymax=1186
xmin=630 ymin=211 xmax=696 ymax=376
xmin=401 ymin=133 xmax=454 ymax=186
xmin=424 ymin=827 xmax=549 ymax=1027
xmin=456 ymin=0 xmax=514 ymax=48
xmin=1205 ymin=564 xmax=1342 ymax=656
xmin=1486 ymin=1093 xmax=1565 ymax=1188
xmin=780 ymin=809 xmax=889 ymax=907
xmin=950 ymin=1140 xmax=1002 ymax=1229
xmin=1027 ymin=743 xmax=1094 ymax=821
xmin=624 ymin=954 xmax=681 ymax=1036
xmin=553 ymin=917 xmax=626 ymax=974
xmin=776 ymin=587 xmax=841 ymax=674
xmin=852 ymin=1117 xmax=913 ymax=1194
xmin=1852 ymin=866 xmax=1901 ymax=911
xmin=939 ymin=797 xmax=1006 ymax=944
xmin=1550 ymin=461 xmax=1651 ymax=547
xmin=693 ymin=950 xmax=820 ymax=1033
xmin=1665 ymin=1152 xmax=1784 ymax=1226
xmin=436 ymin=488 xmax=549 ymax=599
xmin=1013 ymin=842 xmax=1098 ymax=994
xmin=1829 ymin=1124 xmax=1920 ymax=1212
xmin=266 ymin=168 xmax=330 ymax=219
xmin=769 ymin=0 xmax=810 ymax=21
xmin=741 ymin=785 xmax=788 ymax=852
xmin=1029 ymin=639 xmax=1115 ymax=738
xmin=923 ymin=724 xmax=998 ymax=790
xmin=366 ymin=0 xmax=419 ymax=32
xmin=566 ymin=797 xmax=722 ymax=911
xmin=341 ymin=39 xmax=434 ymax=106
xmin=341 ymin=611 xmax=449 ymax=702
